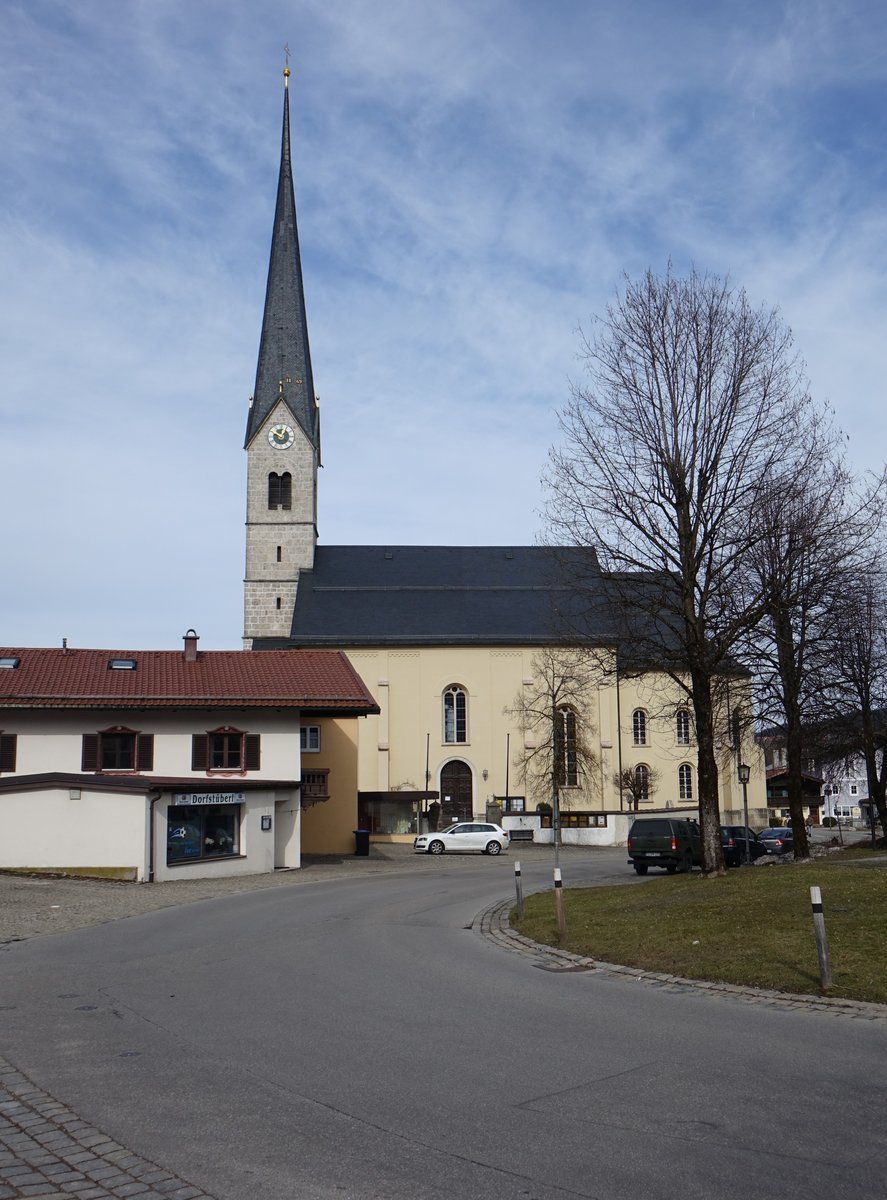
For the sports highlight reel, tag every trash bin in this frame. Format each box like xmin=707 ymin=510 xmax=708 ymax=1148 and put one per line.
xmin=353 ymin=829 xmax=370 ymax=857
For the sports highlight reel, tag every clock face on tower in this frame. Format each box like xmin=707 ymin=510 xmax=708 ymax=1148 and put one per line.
xmin=268 ymin=423 xmax=295 ymax=449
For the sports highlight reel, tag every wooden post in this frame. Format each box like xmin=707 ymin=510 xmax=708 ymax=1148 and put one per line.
xmin=810 ymin=885 xmax=832 ymax=992
xmin=554 ymin=866 xmax=567 ymax=947
xmin=514 ymin=860 xmax=524 ymax=922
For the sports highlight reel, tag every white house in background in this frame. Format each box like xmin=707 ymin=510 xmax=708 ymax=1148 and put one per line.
xmin=0 ymin=632 xmax=377 ymax=881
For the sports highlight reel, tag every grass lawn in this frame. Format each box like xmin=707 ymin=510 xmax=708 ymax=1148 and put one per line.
xmin=513 ymin=853 xmax=887 ymax=1004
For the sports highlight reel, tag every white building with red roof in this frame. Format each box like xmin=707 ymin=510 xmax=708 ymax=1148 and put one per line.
xmin=0 ymin=631 xmax=377 ymax=881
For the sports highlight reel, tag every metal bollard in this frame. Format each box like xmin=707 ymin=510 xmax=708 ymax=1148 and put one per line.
xmin=514 ymin=860 xmax=524 ymax=922
xmin=554 ymin=866 xmax=567 ymax=947
xmin=810 ymin=885 xmax=832 ymax=992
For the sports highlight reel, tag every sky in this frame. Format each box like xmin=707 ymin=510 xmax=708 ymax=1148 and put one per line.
xmin=2 ymin=0 xmax=886 ymax=650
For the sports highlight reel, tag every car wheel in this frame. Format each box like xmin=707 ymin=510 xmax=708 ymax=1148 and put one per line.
xmin=633 ymin=863 xmax=648 ymax=875
xmin=681 ymin=851 xmax=693 ymax=874
xmin=427 ymin=840 xmax=445 ymax=855
xmin=485 ymin=840 xmax=502 ymax=855
xmin=666 ymin=864 xmax=677 ymax=874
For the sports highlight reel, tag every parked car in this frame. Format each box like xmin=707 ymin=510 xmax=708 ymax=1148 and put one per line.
xmin=626 ymin=817 xmax=702 ymax=875
xmin=721 ymin=825 xmax=769 ymax=867
xmin=758 ymin=827 xmax=794 ymax=856
xmin=413 ymin=822 xmax=510 ymax=856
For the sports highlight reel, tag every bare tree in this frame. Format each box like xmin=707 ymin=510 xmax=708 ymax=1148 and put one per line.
xmin=546 ymin=267 xmax=813 ymax=873
xmin=505 ymin=647 xmax=601 ymax=816
xmin=829 ymin=575 xmax=887 ymax=844
xmin=614 ymin=763 xmax=661 ymax=812
xmin=742 ymin=445 xmax=885 ymax=858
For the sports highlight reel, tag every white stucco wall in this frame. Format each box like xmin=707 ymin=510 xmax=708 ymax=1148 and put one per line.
xmin=2 ymin=786 xmax=147 ymax=879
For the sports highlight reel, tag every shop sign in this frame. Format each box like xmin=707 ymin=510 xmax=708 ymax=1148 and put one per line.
xmin=174 ymin=792 xmax=246 ymax=805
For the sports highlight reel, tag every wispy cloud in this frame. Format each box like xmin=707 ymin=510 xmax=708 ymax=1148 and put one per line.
xmin=2 ymin=0 xmax=885 ymax=648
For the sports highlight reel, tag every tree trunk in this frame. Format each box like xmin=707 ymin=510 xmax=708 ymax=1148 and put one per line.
xmin=690 ymin=667 xmax=725 ymax=874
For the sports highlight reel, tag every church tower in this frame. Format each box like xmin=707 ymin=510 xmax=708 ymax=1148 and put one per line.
xmin=243 ymin=65 xmax=319 ymax=646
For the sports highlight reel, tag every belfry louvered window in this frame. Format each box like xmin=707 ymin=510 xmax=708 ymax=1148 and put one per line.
xmin=268 ymin=472 xmax=292 ymax=510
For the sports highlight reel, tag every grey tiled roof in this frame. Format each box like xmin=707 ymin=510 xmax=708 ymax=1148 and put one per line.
xmin=251 ymin=545 xmax=625 ymax=648
xmin=244 ymin=83 xmax=317 ymax=450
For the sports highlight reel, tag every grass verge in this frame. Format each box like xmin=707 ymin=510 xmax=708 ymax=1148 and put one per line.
xmin=513 ymin=857 xmax=887 ymax=1004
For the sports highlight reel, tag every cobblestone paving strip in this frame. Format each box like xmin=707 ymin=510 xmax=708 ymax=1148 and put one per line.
xmin=476 ymin=897 xmax=887 ymax=1022
xmin=0 ymin=1059 xmax=216 ymax=1199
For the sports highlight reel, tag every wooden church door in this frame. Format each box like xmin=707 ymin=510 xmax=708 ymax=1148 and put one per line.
xmin=440 ymin=760 xmax=473 ymax=825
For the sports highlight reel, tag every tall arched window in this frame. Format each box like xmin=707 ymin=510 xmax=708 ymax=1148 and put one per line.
xmin=678 ymin=763 xmax=693 ymax=801
xmin=555 ymin=706 xmax=578 ymax=787
xmin=676 ymin=709 xmax=691 ymax=745
xmin=268 ymin=472 xmax=292 ymax=510
xmin=632 ymin=709 xmax=647 ymax=746
xmin=634 ymin=763 xmax=650 ymax=801
xmin=443 ymin=685 xmax=467 ymax=744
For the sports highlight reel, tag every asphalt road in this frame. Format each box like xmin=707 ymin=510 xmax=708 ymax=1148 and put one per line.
xmin=1 ymin=849 xmax=885 ymax=1199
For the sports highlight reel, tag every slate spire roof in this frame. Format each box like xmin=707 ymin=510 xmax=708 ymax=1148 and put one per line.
xmin=244 ymin=70 xmax=317 ymax=450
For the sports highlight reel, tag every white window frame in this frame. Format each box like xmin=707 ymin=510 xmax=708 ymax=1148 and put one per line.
xmin=301 ymin=725 xmax=321 ymax=753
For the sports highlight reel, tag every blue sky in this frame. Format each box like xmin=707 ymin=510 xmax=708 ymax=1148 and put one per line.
xmin=2 ymin=0 xmax=886 ymax=649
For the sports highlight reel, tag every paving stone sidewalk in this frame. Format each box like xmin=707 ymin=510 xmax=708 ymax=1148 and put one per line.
xmin=0 ymin=1058 xmax=215 ymax=1199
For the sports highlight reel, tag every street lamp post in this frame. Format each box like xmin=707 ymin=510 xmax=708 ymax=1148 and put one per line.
xmin=738 ymin=763 xmax=751 ymax=865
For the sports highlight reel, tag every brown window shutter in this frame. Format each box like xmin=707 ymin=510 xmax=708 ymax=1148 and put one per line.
xmin=137 ymin=734 xmax=154 ymax=771
xmin=244 ymin=734 xmax=261 ymax=771
xmin=81 ymin=734 xmax=98 ymax=772
xmin=0 ymin=734 xmax=16 ymax=772
xmin=191 ymin=734 xmax=208 ymax=771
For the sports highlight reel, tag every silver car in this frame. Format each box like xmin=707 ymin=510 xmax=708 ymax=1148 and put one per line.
xmin=413 ymin=822 xmax=510 ymax=856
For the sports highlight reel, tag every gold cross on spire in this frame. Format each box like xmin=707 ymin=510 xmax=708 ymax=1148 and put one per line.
xmin=283 ymin=43 xmax=291 ymax=85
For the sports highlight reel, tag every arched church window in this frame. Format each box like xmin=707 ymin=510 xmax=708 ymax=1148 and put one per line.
xmin=632 ymin=709 xmax=647 ymax=746
xmin=678 ymin=763 xmax=693 ymax=801
xmin=634 ymin=763 xmax=650 ymax=801
xmin=268 ymin=472 xmax=292 ymax=511
xmin=443 ymin=685 xmax=467 ymax=744
xmin=555 ymin=706 xmax=578 ymax=787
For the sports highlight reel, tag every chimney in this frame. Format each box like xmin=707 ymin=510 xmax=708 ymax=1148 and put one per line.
xmin=183 ymin=629 xmax=199 ymax=662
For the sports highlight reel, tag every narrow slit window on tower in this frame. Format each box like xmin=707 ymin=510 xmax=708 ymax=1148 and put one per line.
xmin=276 ymin=597 xmax=282 ymax=610
xmin=268 ymin=472 xmax=292 ymax=510
xmin=276 ymin=546 xmax=282 ymax=562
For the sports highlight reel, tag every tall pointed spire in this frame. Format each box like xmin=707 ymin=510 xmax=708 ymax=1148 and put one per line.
xmin=245 ymin=65 xmax=317 ymax=449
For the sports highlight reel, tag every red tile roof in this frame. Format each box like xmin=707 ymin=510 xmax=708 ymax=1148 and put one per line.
xmin=0 ymin=647 xmax=379 ymax=714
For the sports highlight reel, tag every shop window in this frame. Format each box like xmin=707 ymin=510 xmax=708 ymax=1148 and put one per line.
xmin=676 ymin=709 xmax=691 ymax=745
xmin=501 ymin=796 xmax=526 ymax=813
xmin=679 ymin=763 xmax=693 ymax=801
xmin=443 ymin=685 xmax=467 ymax=744
xmin=301 ymin=725 xmax=321 ymax=753
xmin=167 ymin=804 xmax=241 ymax=865
xmin=81 ymin=728 xmax=154 ymax=773
xmin=0 ymin=733 xmax=17 ymax=772
xmin=540 ymin=812 xmax=608 ymax=829
xmin=192 ymin=729 xmax=260 ymax=773
xmin=555 ymin=706 xmax=578 ymax=787
xmin=632 ymin=709 xmax=647 ymax=746
xmin=357 ymin=793 xmax=422 ymax=835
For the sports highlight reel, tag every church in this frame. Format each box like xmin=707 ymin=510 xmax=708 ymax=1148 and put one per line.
xmin=242 ymin=69 xmax=766 ymax=854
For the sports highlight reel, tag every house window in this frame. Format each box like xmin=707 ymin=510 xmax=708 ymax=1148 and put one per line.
xmin=555 ymin=706 xmax=578 ymax=787
xmin=850 ymin=784 xmax=859 ymax=796
xmin=167 ymin=804 xmax=241 ymax=865
xmin=301 ymin=726 xmax=321 ymax=753
xmin=192 ymin=730 xmax=260 ymax=773
xmin=501 ymin=796 xmax=526 ymax=814
xmin=443 ymin=685 xmax=467 ymax=744
xmin=676 ymin=709 xmax=691 ymax=745
xmin=268 ymin=472 xmax=292 ymax=510
xmin=632 ymin=709 xmax=647 ymax=746
xmin=635 ymin=763 xmax=650 ymax=801
xmin=81 ymin=728 xmax=154 ymax=773
xmin=302 ymin=770 xmax=330 ymax=804
xmin=679 ymin=763 xmax=693 ymax=801
xmin=0 ymin=733 xmax=17 ymax=772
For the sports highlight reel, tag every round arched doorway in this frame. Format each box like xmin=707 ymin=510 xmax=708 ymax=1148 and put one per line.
xmin=439 ymin=760 xmax=473 ymax=825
